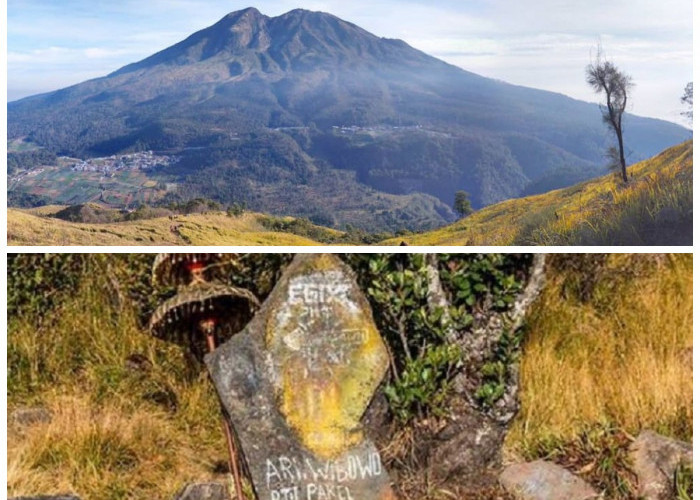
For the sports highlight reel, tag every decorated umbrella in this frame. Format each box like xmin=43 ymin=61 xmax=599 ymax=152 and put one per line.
xmin=152 ymin=253 xmax=240 ymax=288
xmin=149 ymin=253 xmax=259 ymax=500
xmin=150 ymin=283 xmax=259 ymax=360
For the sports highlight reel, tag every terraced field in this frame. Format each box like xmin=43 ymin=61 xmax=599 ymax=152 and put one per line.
xmin=9 ymin=165 xmax=168 ymax=207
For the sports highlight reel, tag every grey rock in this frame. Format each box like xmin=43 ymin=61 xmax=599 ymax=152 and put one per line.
xmin=9 ymin=407 xmax=52 ymax=427
xmin=429 ymin=407 xmax=508 ymax=488
xmin=629 ymin=430 xmax=692 ymax=499
xmin=173 ymin=482 xmax=226 ymax=500
xmin=500 ymin=460 xmax=600 ymax=500
xmin=206 ymin=254 xmax=397 ymax=500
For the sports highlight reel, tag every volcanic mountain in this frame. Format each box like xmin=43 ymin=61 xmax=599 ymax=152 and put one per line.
xmin=8 ymin=7 xmax=691 ymax=231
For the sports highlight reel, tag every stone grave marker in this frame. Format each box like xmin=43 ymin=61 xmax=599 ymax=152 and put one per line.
xmin=206 ymin=254 xmax=396 ymax=500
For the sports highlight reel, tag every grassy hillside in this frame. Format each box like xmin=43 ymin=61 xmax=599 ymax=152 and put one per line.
xmin=7 ymin=208 xmax=333 ymax=246
xmin=385 ymin=140 xmax=692 ymax=246
xmin=7 ymin=254 xmax=692 ymax=499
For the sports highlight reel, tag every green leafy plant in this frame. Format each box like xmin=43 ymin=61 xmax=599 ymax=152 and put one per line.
xmin=438 ymin=254 xmax=525 ymax=311
xmin=351 ymin=254 xmax=527 ymax=422
xmin=675 ymin=462 xmax=693 ymax=500
xmin=384 ymin=344 xmax=461 ymax=423
xmin=476 ymin=327 xmax=525 ymax=407
xmin=8 ymin=254 xmax=90 ymax=318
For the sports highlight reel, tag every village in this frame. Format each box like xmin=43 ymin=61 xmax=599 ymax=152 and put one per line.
xmin=71 ymin=150 xmax=177 ymax=174
xmin=329 ymin=124 xmax=454 ymax=139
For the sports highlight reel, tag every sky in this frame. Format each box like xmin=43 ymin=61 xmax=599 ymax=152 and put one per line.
xmin=7 ymin=0 xmax=694 ymax=126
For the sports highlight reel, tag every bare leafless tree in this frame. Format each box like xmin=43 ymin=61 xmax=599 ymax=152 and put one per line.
xmin=681 ymin=82 xmax=693 ymax=121
xmin=586 ymin=47 xmax=633 ymax=182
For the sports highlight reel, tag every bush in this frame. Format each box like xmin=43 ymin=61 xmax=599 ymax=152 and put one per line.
xmin=226 ymin=202 xmax=246 ymax=217
xmin=260 ymin=216 xmax=339 ymax=244
xmin=350 ymin=254 xmax=528 ymax=422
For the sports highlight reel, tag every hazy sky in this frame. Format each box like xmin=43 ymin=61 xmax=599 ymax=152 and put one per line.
xmin=7 ymin=0 xmax=693 ymax=126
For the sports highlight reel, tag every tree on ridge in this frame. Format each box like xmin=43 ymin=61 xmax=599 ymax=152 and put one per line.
xmin=586 ymin=47 xmax=633 ymax=182
xmin=453 ymin=190 xmax=473 ymax=218
xmin=681 ymin=82 xmax=693 ymax=121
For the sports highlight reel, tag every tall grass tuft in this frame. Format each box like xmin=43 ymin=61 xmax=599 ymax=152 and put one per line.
xmin=532 ymin=162 xmax=692 ymax=245
xmin=506 ymin=254 xmax=692 ymax=496
xmin=8 ymin=263 xmax=230 ymax=499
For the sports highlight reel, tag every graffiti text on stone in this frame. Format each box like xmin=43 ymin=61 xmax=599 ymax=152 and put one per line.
xmin=265 ymin=450 xmax=384 ymax=500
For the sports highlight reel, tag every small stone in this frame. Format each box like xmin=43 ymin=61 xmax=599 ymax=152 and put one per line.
xmin=500 ymin=460 xmax=599 ymax=500
xmin=629 ymin=430 xmax=692 ymax=500
xmin=173 ymin=482 xmax=226 ymax=500
xmin=124 ymin=353 xmax=152 ymax=373
xmin=9 ymin=407 xmax=52 ymax=427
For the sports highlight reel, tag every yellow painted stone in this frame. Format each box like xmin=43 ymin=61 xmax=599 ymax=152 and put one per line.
xmin=266 ymin=254 xmax=389 ymax=459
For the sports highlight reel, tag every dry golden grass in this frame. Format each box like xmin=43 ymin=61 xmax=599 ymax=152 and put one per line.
xmin=8 ymin=395 xmax=208 ymax=498
xmin=8 ymin=273 xmax=232 ymax=499
xmin=7 ymin=210 xmax=327 ymax=246
xmin=384 ymin=141 xmax=692 ymax=246
xmin=507 ymin=254 xmax=693 ymax=457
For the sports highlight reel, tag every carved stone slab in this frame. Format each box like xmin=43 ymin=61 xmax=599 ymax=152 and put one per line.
xmin=206 ymin=254 xmax=396 ymax=500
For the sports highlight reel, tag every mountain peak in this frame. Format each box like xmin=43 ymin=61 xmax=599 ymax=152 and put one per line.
xmin=274 ymin=8 xmax=362 ymax=30
xmin=282 ymin=8 xmax=314 ymax=15
xmin=219 ymin=6 xmax=265 ymax=25
xmin=210 ymin=6 xmax=269 ymax=49
xmin=278 ymin=8 xmax=334 ymax=19
xmin=226 ymin=6 xmax=261 ymax=16
xmin=111 ymin=6 xmax=420 ymax=77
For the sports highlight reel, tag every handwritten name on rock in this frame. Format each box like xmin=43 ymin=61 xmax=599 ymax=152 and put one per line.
xmin=266 ymin=450 xmax=384 ymax=500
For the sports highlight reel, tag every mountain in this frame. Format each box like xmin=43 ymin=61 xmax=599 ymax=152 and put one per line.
xmin=8 ymin=7 xmax=691 ymax=230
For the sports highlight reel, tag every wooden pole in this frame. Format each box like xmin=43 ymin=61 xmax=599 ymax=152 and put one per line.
xmin=205 ymin=328 xmax=245 ymax=500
